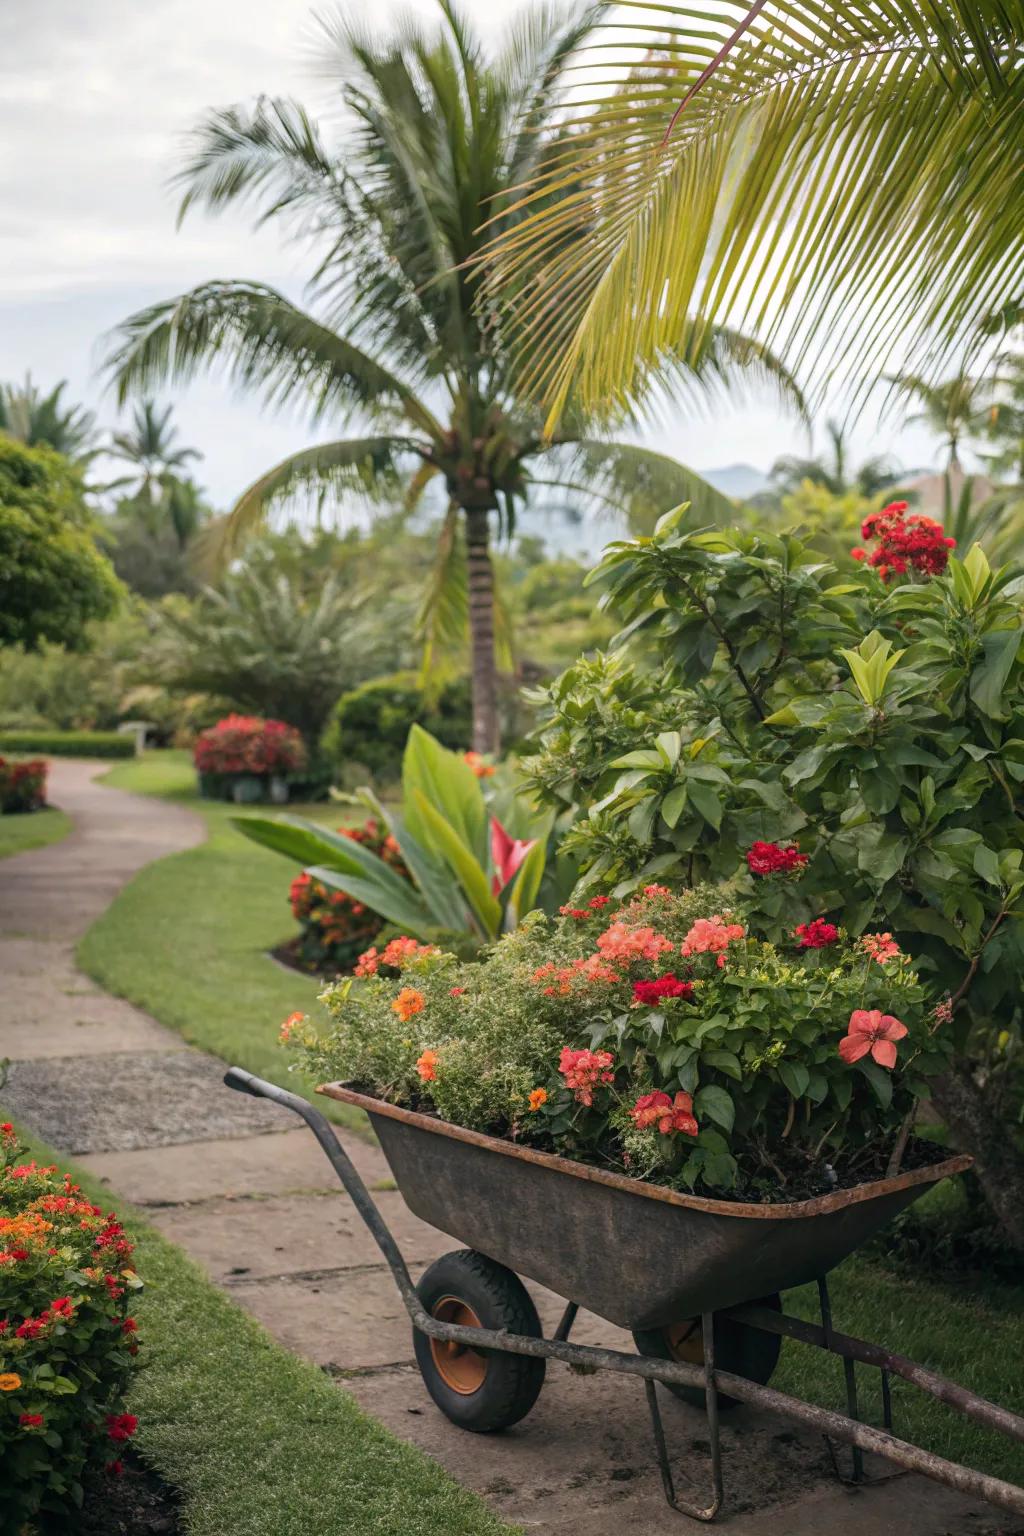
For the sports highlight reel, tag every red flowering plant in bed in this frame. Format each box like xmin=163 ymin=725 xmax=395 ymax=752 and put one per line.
xmin=0 ymin=757 xmax=48 ymax=814
xmin=282 ymin=882 xmax=951 ymax=1202
xmin=287 ymin=818 xmax=410 ymax=975
xmin=0 ymin=1126 xmax=142 ymax=1527
xmin=194 ymin=714 xmax=306 ymax=779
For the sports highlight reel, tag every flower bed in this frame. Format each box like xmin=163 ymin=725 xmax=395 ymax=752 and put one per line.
xmin=193 ymin=715 xmax=306 ymax=802
xmin=0 ymin=756 xmax=47 ymax=814
xmin=0 ymin=1125 xmax=142 ymax=1527
xmin=284 ymin=818 xmax=410 ymax=974
xmin=283 ymin=880 xmax=951 ymax=1202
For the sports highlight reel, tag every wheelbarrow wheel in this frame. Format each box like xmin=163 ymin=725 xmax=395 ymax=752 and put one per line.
xmin=414 ymin=1249 xmax=545 ymax=1432
xmin=632 ymin=1292 xmax=782 ymax=1410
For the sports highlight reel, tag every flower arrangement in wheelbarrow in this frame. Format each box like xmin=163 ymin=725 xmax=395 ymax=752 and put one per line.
xmin=284 ymin=880 xmax=951 ymax=1200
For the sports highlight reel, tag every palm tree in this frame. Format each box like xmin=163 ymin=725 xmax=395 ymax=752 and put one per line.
xmin=104 ymin=0 xmax=803 ymax=753
xmin=106 ymin=399 xmax=201 ymax=505
xmin=771 ymin=420 xmax=900 ymax=498
xmin=0 ymin=375 xmax=96 ymax=461
xmin=888 ymin=373 xmax=993 ymax=472
xmin=476 ymin=0 xmax=1024 ymax=429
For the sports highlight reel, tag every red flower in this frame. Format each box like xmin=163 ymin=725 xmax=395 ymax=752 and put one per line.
xmin=19 ymin=1413 xmax=44 ymax=1428
xmin=630 ymin=1090 xmax=698 ymax=1137
xmin=794 ymin=919 xmax=839 ymax=949
xmin=632 ymin=975 xmax=695 ymax=1005
xmin=588 ymin=895 xmax=611 ymax=908
xmin=850 ymin=546 xmax=867 ymax=561
xmin=746 ymin=841 xmax=808 ymax=876
xmin=857 ymin=503 xmax=954 ymax=582
xmin=105 ymin=1460 xmax=125 ymax=1478
xmin=490 ymin=816 xmax=536 ymax=895
xmin=839 ymin=1009 xmax=908 ymax=1069
xmin=106 ymin=1413 xmax=138 ymax=1443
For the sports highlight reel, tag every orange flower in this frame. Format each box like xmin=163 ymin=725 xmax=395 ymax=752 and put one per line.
xmin=680 ymin=915 xmax=745 ymax=956
xmin=464 ymin=750 xmax=495 ymax=778
xmin=416 ymin=1049 xmax=438 ymax=1081
xmin=279 ymin=1011 xmax=305 ymax=1044
xmin=393 ymin=987 xmax=426 ymax=1022
xmin=0 ymin=1373 xmax=22 ymax=1391
xmin=528 ymin=1088 xmax=548 ymax=1112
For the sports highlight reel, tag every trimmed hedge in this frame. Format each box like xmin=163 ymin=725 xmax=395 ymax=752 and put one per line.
xmin=0 ymin=731 xmax=135 ymax=760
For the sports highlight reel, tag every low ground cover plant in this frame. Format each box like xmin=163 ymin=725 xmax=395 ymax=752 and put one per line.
xmin=284 ymin=884 xmax=949 ymax=1201
xmin=0 ymin=1125 xmax=142 ymax=1529
xmin=0 ymin=757 xmax=47 ymax=814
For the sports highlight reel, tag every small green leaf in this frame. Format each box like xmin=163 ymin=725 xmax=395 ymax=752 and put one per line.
xmin=694 ymin=1084 xmax=735 ymax=1133
xmin=778 ymin=1060 xmax=810 ymax=1099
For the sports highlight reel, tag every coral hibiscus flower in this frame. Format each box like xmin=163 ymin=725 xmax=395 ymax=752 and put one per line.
xmin=839 ymin=1009 xmax=908 ymax=1068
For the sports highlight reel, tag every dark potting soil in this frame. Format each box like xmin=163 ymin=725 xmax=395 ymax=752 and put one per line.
xmin=269 ymin=937 xmax=334 ymax=978
xmin=39 ymin=1453 xmax=182 ymax=1536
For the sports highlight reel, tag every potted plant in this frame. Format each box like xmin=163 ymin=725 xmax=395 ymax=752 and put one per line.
xmin=192 ymin=714 xmax=306 ymax=803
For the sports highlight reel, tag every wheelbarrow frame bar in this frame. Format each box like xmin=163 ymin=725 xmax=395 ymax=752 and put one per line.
xmin=223 ymin=1068 xmax=1024 ymax=1524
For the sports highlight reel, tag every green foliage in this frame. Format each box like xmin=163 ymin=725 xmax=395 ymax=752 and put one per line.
xmin=325 ymin=670 xmax=472 ymax=781
xmin=0 ymin=439 xmax=122 ymax=650
xmin=0 ymin=730 xmax=134 ymax=759
xmin=298 ymin=888 xmax=941 ymax=1197
xmin=237 ymin=726 xmax=552 ymax=945
xmin=0 ymin=1128 xmax=142 ymax=1526
xmin=0 ymin=376 xmax=96 ymax=462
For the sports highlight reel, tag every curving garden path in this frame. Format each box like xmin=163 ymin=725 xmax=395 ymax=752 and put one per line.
xmin=0 ymin=761 xmax=1012 ymax=1535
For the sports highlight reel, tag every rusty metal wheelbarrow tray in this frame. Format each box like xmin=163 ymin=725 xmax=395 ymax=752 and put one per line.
xmin=321 ymin=1084 xmax=971 ymax=1332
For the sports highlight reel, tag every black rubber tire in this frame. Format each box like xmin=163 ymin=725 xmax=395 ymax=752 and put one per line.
xmin=413 ymin=1249 xmax=546 ymax=1432
xmin=632 ymin=1293 xmax=783 ymax=1410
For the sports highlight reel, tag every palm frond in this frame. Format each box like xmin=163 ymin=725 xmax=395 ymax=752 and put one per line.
xmin=103 ymin=281 xmax=443 ymax=441
xmin=478 ymin=0 xmax=1024 ymax=423
xmin=416 ymin=501 xmax=468 ymax=680
xmin=214 ymin=436 xmax=419 ymax=563
xmin=552 ymin=440 xmax=739 ymax=532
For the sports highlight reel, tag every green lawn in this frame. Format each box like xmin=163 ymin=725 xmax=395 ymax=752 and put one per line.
xmin=3 ymin=1118 xmax=516 ymax=1536
xmin=0 ymin=805 xmax=72 ymax=861
xmin=79 ymin=750 xmax=365 ymax=1131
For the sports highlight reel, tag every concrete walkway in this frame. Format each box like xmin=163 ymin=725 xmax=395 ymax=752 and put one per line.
xmin=0 ymin=761 xmax=1017 ymax=1535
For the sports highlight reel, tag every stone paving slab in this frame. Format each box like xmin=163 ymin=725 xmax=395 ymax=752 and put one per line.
xmin=1 ymin=1049 xmax=289 ymax=1153
xmin=79 ymin=1126 xmax=383 ymax=1204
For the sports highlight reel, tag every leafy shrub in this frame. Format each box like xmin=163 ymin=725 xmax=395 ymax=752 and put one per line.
xmin=288 ymin=818 xmax=409 ymax=973
xmin=0 ymin=758 xmax=47 ymax=814
xmin=324 ymin=671 xmax=472 ymax=781
xmin=240 ymin=726 xmax=552 ymax=946
xmin=524 ymin=511 xmax=1024 ymax=1248
xmin=0 ymin=1124 xmax=142 ymax=1527
xmin=0 ymin=731 xmax=134 ymax=760
xmin=288 ymin=886 xmax=945 ymax=1200
xmin=193 ymin=715 xmax=306 ymax=782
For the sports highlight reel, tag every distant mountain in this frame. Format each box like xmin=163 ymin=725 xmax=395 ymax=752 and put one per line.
xmin=701 ymin=462 xmax=771 ymax=499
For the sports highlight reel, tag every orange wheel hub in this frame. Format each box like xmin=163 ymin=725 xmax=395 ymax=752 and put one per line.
xmin=429 ymin=1296 xmax=488 ymax=1394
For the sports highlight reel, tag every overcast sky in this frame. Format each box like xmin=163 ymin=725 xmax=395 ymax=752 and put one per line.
xmin=2 ymin=0 xmax=956 ymax=529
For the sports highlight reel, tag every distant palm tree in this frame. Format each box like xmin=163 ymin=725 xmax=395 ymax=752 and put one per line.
xmin=0 ymin=375 xmax=96 ymax=462
xmin=106 ymin=399 xmax=202 ymax=504
xmin=771 ymin=419 xmax=900 ymax=498
xmin=105 ymin=0 xmax=803 ymax=753
xmin=888 ymin=373 xmax=993 ymax=472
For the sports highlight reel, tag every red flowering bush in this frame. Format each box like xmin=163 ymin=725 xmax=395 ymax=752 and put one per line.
xmin=850 ymin=501 xmax=956 ymax=581
xmin=0 ymin=1127 xmax=142 ymax=1527
xmin=0 ymin=757 xmax=47 ymax=814
xmin=287 ymin=818 xmax=409 ymax=974
xmin=193 ymin=715 xmax=306 ymax=779
xmin=290 ymin=886 xmax=949 ymax=1200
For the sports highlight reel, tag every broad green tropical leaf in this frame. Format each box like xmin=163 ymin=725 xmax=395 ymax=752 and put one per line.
xmin=403 ymin=723 xmax=488 ymax=867
xmin=410 ymin=788 xmax=503 ymax=938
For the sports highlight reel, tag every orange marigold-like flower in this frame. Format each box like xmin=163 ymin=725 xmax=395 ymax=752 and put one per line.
xmin=528 ymin=1088 xmax=548 ymax=1112
xmin=279 ymin=1011 xmax=305 ymax=1044
xmin=393 ymin=987 xmax=426 ymax=1022
xmin=416 ymin=1049 xmax=438 ymax=1081
xmin=0 ymin=1374 xmax=22 ymax=1391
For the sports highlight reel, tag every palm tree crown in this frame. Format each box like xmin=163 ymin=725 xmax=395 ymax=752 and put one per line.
xmin=106 ymin=0 xmax=803 ymax=751
xmin=0 ymin=375 xmax=97 ymax=462
xmin=107 ymin=399 xmax=202 ymax=503
xmin=771 ymin=420 xmax=900 ymax=499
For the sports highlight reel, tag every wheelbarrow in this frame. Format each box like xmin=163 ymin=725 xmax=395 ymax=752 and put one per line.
xmin=224 ymin=1068 xmax=1024 ymax=1522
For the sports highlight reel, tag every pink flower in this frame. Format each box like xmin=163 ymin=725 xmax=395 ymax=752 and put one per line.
xmin=680 ymin=916 xmax=745 ymax=956
xmin=794 ymin=920 xmax=839 ymax=949
xmin=630 ymin=1090 xmax=698 ymax=1137
xmin=860 ymin=932 xmax=902 ymax=966
xmin=558 ymin=1047 xmax=615 ymax=1106
xmin=596 ymin=922 xmax=675 ymax=964
xmin=491 ymin=816 xmax=537 ymax=895
xmin=839 ymin=1009 xmax=908 ymax=1069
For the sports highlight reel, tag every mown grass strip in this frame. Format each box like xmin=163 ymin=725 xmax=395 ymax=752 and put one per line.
xmin=0 ymin=806 xmax=72 ymax=862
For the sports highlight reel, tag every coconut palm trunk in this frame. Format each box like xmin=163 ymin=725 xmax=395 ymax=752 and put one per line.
xmin=463 ymin=505 xmax=499 ymax=754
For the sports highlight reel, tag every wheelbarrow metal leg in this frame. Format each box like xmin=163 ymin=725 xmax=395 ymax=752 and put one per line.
xmin=645 ymin=1311 xmax=723 ymax=1521
xmin=553 ymin=1302 xmax=579 ymax=1343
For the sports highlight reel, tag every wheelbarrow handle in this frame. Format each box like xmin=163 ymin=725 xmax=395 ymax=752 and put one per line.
xmin=222 ymin=1067 xmax=419 ymax=1308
